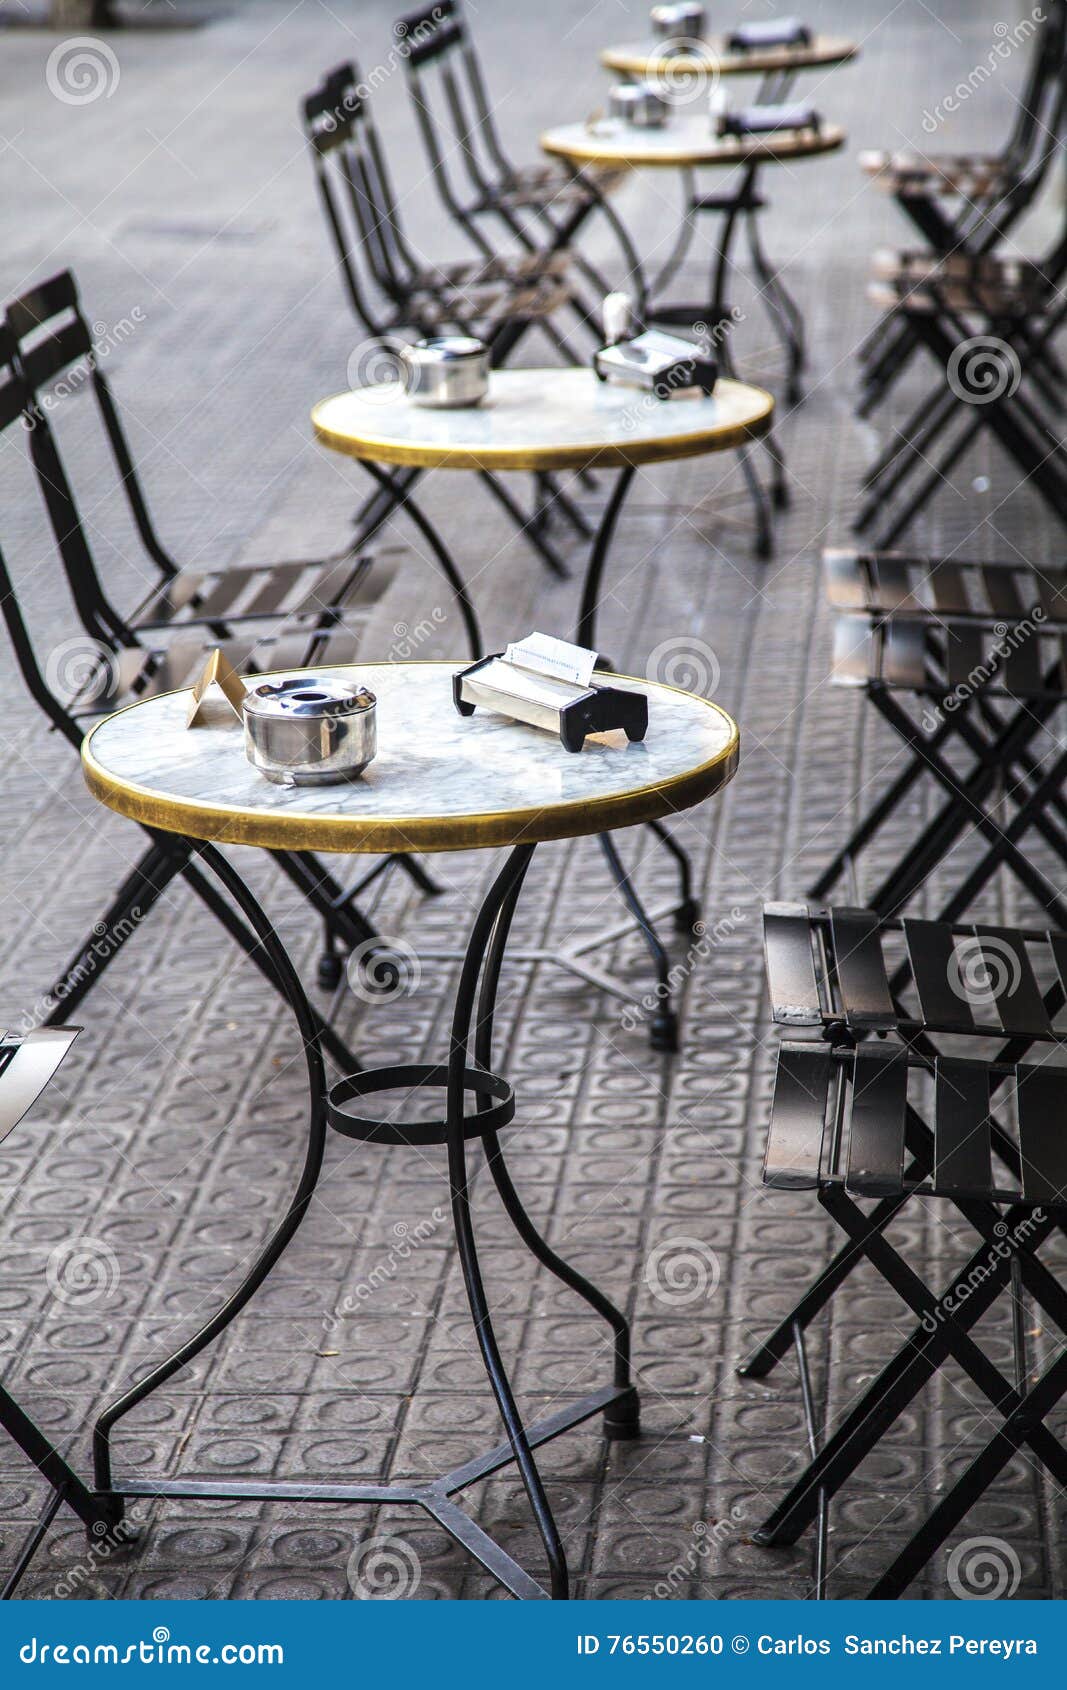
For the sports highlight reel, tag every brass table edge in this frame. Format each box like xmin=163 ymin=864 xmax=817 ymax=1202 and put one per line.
xmin=539 ymin=123 xmax=846 ymax=170
xmin=310 ymin=382 xmax=775 ymax=472
xmin=80 ymin=667 xmax=741 ymax=855
xmin=598 ymin=39 xmax=860 ymax=77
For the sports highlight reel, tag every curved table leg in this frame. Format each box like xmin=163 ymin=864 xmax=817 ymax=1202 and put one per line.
xmin=92 ymin=841 xmax=329 ymax=1494
xmin=650 ymin=167 xmax=699 ymax=301
xmin=359 ymin=460 xmax=482 ymax=659
xmin=744 ymin=205 xmax=806 ymax=406
xmin=472 ymin=854 xmax=638 ymax=1429
xmin=445 ymin=843 xmax=570 ymax=1598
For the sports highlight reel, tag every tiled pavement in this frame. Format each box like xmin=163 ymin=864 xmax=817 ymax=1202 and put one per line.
xmin=0 ymin=0 xmax=1065 ymax=1601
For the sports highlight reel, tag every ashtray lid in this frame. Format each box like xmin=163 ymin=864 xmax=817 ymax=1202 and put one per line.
xmin=242 ymin=674 xmax=376 ymax=720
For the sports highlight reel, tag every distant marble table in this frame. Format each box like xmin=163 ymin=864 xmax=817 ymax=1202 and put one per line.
xmin=81 ymin=659 xmax=740 ymax=1601
xmin=542 ymin=112 xmax=847 ymax=405
xmin=312 ymin=365 xmax=774 ymax=643
xmin=600 ymin=33 xmax=858 ymax=84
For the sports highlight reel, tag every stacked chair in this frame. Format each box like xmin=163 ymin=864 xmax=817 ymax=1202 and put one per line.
xmin=853 ymin=0 xmax=1067 ymax=545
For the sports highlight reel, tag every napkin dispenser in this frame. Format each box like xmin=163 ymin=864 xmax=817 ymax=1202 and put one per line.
xmin=727 ymin=18 xmax=811 ymax=50
xmin=594 ymin=328 xmax=717 ymax=399
xmin=715 ymin=100 xmax=821 ymax=137
xmin=453 ymin=634 xmax=648 ymax=753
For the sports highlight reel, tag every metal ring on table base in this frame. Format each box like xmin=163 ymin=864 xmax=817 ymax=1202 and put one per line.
xmin=89 ymin=838 xmax=638 ymax=1601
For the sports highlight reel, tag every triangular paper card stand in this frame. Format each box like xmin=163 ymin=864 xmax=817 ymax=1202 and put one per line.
xmin=186 ymin=649 xmax=247 ymax=728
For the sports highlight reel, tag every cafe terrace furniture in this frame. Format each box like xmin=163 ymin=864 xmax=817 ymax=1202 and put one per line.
xmin=599 ymin=29 xmax=856 ymax=379
xmin=747 ymin=901 xmax=1067 ymax=1598
xmin=302 ymin=60 xmax=590 ymax=586
xmin=80 ymin=660 xmax=740 ymax=1600
xmin=311 ymin=366 xmax=768 ymax=1041
xmin=540 ymin=113 xmax=845 ymax=405
xmin=0 ymin=1029 xmax=126 ymax=1599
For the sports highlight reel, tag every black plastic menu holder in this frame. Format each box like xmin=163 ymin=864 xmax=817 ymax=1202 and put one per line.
xmin=453 ymin=654 xmax=649 ymax=753
xmin=726 ymin=18 xmax=811 ymax=50
xmin=716 ymin=102 xmax=821 ymax=137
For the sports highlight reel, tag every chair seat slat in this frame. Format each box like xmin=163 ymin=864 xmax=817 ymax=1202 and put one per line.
xmin=881 ymin=618 xmax=927 ymax=688
xmin=1003 ymin=629 xmax=1043 ymax=697
xmin=934 ymin=1057 xmax=992 ymax=1198
xmin=1033 ymin=570 xmax=1067 ymax=624
xmin=871 ymin=556 xmax=919 ymax=612
xmin=1017 ymin=1065 xmax=1067 ymax=1207
xmin=822 ymin=549 xmax=868 ymax=609
xmin=762 ymin=904 xmax=823 ymax=1024
xmin=929 ymin=562 xmax=969 ymax=614
xmin=764 ymin=1046 xmax=830 ymax=1189
xmin=943 ymin=622 xmax=985 ymax=692
xmin=970 ymin=926 xmax=1051 ymax=1036
xmin=846 ymin=1046 xmax=908 ymax=1197
xmin=829 ymin=907 xmax=897 ymax=1028
xmin=981 ymin=568 xmax=1025 ymax=618
xmin=903 ymin=920 xmax=976 ymax=1032
xmin=0 ymin=1030 xmax=80 ymax=1145
xmin=831 ymin=614 xmax=875 ymax=686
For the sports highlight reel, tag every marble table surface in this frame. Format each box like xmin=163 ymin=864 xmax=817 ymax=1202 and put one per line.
xmin=600 ymin=34 xmax=858 ymax=78
xmin=540 ymin=113 xmax=846 ymax=170
xmin=311 ymin=367 xmax=773 ymax=472
xmin=82 ymin=662 xmax=740 ymax=854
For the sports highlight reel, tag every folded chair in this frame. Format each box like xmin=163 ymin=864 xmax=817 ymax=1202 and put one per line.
xmin=7 ymin=272 xmax=381 ymax=641
xmin=743 ymin=901 xmax=1067 ymax=1597
xmin=856 ymin=0 xmax=1067 ymax=415
xmin=0 ymin=329 xmax=394 ymax=1065
xmin=396 ymin=0 xmax=637 ymax=323
xmin=810 ymin=548 xmax=1067 ymax=926
xmin=854 ymin=231 xmax=1067 ymax=545
xmin=303 ymin=59 xmax=590 ymax=583
xmin=0 ymin=1028 xmax=126 ymax=1597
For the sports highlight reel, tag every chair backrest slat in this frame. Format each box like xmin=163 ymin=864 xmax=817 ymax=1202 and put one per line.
xmin=762 ymin=903 xmax=824 ymax=1024
xmin=845 ymin=1045 xmax=907 ymax=1197
xmin=970 ymin=926 xmax=1051 ymax=1037
xmin=828 ymin=907 xmax=897 ymax=1029
xmin=903 ymin=919 xmax=977 ymax=1033
xmin=764 ymin=1045 xmax=830 ymax=1190
xmin=933 ymin=1057 xmax=993 ymax=1198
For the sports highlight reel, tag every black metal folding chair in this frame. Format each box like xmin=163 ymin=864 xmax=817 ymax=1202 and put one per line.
xmin=856 ymin=0 xmax=1067 ymax=415
xmin=742 ymin=901 xmax=1067 ymax=1598
xmin=810 ymin=548 xmax=1067 ymax=926
xmin=6 ymin=272 xmax=382 ymax=641
xmin=303 ymin=59 xmax=591 ymax=584
xmin=0 ymin=1027 xmax=126 ymax=1597
xmin=854 ymin=232 xmax=1067 ymax=546
xmin=0 ymin=330 xmax=403 ymax=1063
xmin=396 ymin=0 xmax=637 ymax=324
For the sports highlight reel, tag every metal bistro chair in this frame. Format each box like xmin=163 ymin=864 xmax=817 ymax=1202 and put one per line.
xmin=809 ymin=548 xmax=1067 ymax=929
xmin=0 ymin=331 xmax=389 ymax=1059
xmin=853 ymin=230 xmax=1067 ymax=546
xmin=856 ymin=0 xmax=1067 ymax=415
xmin=7 ymin=272 xmax=384 ymax=641
xmin=742 ymin=901 xmax=1067 ymax=1598
xmin=303 ymin=60 xmax=591 ymax=583
xmin=0 ymin=1027 xmax=125 ymax=1597
xmin=396 ymin=0 xmax=638 ymax=327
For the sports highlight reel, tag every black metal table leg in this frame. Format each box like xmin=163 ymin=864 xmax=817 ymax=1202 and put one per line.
xmin=358 ymin=460 xmax=482 ymax=658
xmin=574 ymin=463 xmax=636 ymax=653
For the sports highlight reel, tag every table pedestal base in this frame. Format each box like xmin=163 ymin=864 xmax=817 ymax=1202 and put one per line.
xmin=88 ymin=841 xmax=640 ymax=1601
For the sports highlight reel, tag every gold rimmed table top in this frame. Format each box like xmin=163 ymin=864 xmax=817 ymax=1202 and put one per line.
xmin=312 ymin=367 xmax=773 ymax=472
xmin=82 ymin=663 xmax=740 ymax=855
xmin=600 ymin=34 xmax=859 ymax=79
xmin=540 ymin=114 xmax=846 ymax=170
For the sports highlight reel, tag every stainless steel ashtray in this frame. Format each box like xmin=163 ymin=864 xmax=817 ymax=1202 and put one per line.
xmin=400 ymin=336 xmax=490 ymax=408
xmin=651 ymin=3 xmax=705 ymax=42
xmin=608 ymin=81 xmax=671 ymax=127
xmin=243 ymin=675 xmax=377 ymax=786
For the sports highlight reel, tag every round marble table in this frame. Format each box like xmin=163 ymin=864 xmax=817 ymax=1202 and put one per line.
xmin=312 ymin=366 xmax=774 ymax=647
xmin=542 ymin=113 xmax=845 ymax=408
xmin=600 ymin=33 xmax=858 ymax=82
xmin=81 ymin=660 xmax=740 ymax=1601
